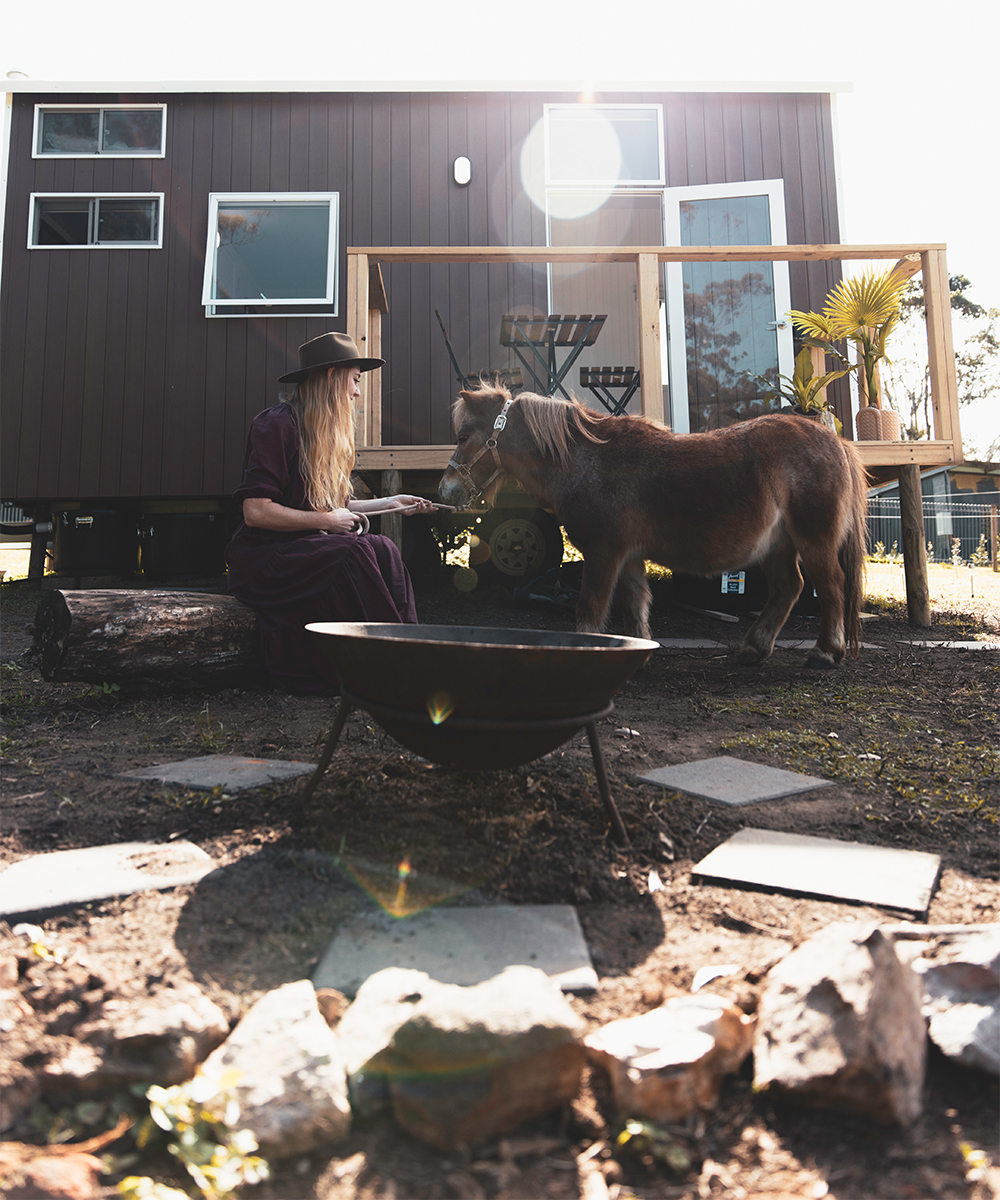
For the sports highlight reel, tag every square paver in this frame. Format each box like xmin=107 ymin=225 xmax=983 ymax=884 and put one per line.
xmin=638 ymin=755 xmax=832 ymax=806
xmin=118 ymin=754 xmax=314 ymax=792
xmin=693 ymin=827 xmax=941 ymax=913
xmin=312 ymin=903 xmax=597 ymax=995
xmin=0 ymin=841 xmax=216 ymax=917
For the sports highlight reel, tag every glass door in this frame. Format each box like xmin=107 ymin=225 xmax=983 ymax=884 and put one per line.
xmin=547 ymin=191 xmax=665 ymax=414
xmin=663 ymin=180 xmax=793 ymax=434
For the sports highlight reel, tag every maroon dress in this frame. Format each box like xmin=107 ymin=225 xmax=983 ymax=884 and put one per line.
xmin=226 ymin=404 xmax=417 ymax=693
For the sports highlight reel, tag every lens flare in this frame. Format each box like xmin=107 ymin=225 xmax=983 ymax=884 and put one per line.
xmin=453 ymin=566 xmax=478 ymax=592
xmin=393 ymin=856 xmax=412 ymax=911
xmin=427 ymin=692 xmax=455 ymax=725
xmin=335 ymin=854 xmax=471 ymax=918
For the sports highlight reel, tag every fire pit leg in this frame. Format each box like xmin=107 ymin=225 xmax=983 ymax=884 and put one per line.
xmin=301 ymin=697 xmax=354 ymax=804
xmin=585 ymin=721 xmax=630 ymax=846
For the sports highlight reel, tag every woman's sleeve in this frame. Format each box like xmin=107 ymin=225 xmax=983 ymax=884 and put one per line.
xmin=232 ymin=406 xmax=298 ymax=505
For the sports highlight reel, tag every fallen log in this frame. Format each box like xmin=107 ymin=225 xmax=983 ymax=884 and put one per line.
xmin=31 ymin=590 xmax=266 ymax=687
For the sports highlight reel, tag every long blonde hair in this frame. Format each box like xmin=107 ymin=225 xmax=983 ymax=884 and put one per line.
xmin=286 ymin=367 xmax=355 ymax=511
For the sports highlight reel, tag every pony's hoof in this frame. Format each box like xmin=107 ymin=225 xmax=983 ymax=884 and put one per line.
xmin=737 ymin=646 xmax=764 ymax=666
xmin=805 ymin=653 xmax=838 ymax=670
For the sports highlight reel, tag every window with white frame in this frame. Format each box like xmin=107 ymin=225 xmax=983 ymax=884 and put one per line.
xmin=33 ymin=105 xmax=166 ymax=157
xmin=544 ymin=104 xmax=664 ymax=186
xmin=29 ymin=194 xmax=164 ymax=248
xmin=201 ymin=193 xmax=339 ymax=317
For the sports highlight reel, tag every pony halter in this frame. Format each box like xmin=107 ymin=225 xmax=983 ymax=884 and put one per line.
xmin=447 ymin=396 xmax=516 ymax=502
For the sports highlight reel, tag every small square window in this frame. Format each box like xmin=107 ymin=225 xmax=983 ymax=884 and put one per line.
xmin=545 ymin=104 xmax=664 ymax=186
xmin=34 ymin=105 xmax=166 ymax=157
xmin=202 ymin=193 xmax=339 ymax=317
xmin=29 ymin=195 xmax=163 ymax=248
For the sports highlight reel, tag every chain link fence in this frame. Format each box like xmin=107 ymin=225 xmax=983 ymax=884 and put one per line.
xmin=868 ymin=492 xmax=1000 ymax=563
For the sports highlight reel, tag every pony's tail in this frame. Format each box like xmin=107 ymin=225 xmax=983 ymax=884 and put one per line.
xmin=840 ymin=443 xmax=869 ymax=658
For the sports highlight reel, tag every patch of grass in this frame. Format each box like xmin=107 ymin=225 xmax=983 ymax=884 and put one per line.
xmin=719 ymin=728 xmax=998 ymax=823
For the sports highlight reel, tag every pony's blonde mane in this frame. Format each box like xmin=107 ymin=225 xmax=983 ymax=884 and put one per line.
xmin=454 ymin=384 xmax=608 ymax=469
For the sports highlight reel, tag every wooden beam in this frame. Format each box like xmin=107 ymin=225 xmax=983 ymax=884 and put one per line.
xmin=636 ymin=253 xmax=663 ymax=423
xmin=922 ymin=248 xmax=961 ymax=451
xmin=356 ymin=445 xmax=455 ymax=470
xmin=853 ymin=440 xmax=961 ymax=467
xmin=369 ymin=263 xmax=389 ymax=314
xmin=890 ymin=252 xmax=923 ymax=282
xmin=351 ymin=244 xmax=947 ymax=266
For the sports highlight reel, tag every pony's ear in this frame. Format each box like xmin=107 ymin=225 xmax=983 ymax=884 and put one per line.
xmin=459 ymin=383 xmax=510 ymax=405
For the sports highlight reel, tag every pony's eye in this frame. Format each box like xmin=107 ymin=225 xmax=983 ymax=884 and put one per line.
xmin=457 ymin=433 xmax=469 ymax=444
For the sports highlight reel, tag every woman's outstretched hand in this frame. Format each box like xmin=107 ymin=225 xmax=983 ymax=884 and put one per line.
xmin=318 ymin=507 xmax=365 ymax=533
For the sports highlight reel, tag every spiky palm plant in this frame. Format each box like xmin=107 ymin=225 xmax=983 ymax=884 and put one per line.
xmin=788 ymin=268 xmax=909 ymax=409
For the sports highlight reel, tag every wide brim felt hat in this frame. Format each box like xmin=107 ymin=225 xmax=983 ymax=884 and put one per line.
xmin=278 ymin=332 xmax=385 ymax=383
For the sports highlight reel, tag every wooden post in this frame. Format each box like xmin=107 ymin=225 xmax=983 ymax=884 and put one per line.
xmin=991 ymin=506 xmax=999 ymax=572
xmin=347 ymin=252 xmax=372 ymax=446
xmin=636 ymin=253 xmax=663 ymax=424
xmin=381 ymin=469 xmax=403 ymax=550
xmin=922 ymin=249 xmax=959 ymax=448
xmin=368 ymin=264 xmax=389 ymax=448
xmin=898 ymin=464 xmax=931 ymax=627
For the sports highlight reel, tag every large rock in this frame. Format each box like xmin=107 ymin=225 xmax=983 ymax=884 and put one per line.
xmin=584 ymin=994 xmax=756 ymax=1122
xmin=754 ymin=922 xmax=926 ymax=1125
xmin=912 ymin=926 xmax=1000 ymax=1074
xmin=199 ymin=979 xmax=351 ymax=1159
xmin=41 ymin=980 xmax=230 ymax=1100
xmin=344 ymin=965 xmax=585 ymax=1152
xmin=333 ymin=968 xmax=438 ymax=1119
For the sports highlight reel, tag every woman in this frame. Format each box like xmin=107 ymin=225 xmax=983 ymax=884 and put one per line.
xmin=226 ymin=332 xmax=435 ymax=693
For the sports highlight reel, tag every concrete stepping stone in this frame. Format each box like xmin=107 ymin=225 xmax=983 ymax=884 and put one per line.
xmin=0 ymin=841 xmax=216 ymax=917
xmin=312 ymin=903 xmax=597 ymax=996
xmin=897 ymin=640 xmax=999 ymax=651
xmin=637 ymin=755 xmax=832 ymax=806
xmin=656 ymin=638 xmax=727 ymax=649
xmin=118 ymin=753 xmax=314 ymax=792
xmin=693 ymin=827 xmax=941 ymax=913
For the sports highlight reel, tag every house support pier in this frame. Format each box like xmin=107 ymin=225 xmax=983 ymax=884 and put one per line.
xmin=897 ymin=464 xmax=931 ymax=627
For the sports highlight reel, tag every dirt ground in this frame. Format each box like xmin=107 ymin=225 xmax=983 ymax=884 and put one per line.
xmin=1 ymin=559 xmax=998 ymax=1200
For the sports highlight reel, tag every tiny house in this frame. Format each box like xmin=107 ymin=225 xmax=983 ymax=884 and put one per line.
xmin=0 ymin=80 xmax=961 ymax=580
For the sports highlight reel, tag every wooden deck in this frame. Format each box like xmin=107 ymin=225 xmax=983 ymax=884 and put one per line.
xmin=346 ymin=243 xmax=962 ymax=472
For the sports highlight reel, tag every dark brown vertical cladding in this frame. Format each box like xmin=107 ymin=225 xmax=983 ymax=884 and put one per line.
xmin=1 ymin=88 xmax=843 ymax=503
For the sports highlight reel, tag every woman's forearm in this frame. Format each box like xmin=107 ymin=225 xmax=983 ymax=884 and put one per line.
xmin=242 ymin=497 xmax=356 ymax=533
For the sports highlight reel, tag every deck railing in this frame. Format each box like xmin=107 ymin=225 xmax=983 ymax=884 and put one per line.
xmin=346 ymin=244 xmax=962 ymax=474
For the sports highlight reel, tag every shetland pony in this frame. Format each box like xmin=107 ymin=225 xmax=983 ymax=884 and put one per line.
xmin=438 ymin=385 xmax=868 ymax=668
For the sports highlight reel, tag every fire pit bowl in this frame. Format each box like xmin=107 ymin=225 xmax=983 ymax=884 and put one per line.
xmin=305 ymin=623 xmax=658 ymax=770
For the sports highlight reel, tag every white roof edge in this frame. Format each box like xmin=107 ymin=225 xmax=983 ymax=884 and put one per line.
xmin=2 ymin=79 xmax=853 ymax=95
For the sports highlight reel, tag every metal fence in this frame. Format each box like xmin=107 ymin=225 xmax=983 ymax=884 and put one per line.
xmin=868 ymin=492 xmax=1000 ymax=563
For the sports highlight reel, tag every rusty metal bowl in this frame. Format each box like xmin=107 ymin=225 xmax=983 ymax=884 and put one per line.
xmin=305 ymin=623 xmax=658 ymax=770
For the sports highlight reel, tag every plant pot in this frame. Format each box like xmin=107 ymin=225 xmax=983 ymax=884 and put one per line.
xmin=856 ymin=406 xmax=902 ymax=441
xmin=856 ymin=406 xmax=881 ymax=440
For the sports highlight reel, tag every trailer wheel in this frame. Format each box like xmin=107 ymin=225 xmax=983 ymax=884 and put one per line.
xmin=467 ymin=508 xmax=563 ymax=582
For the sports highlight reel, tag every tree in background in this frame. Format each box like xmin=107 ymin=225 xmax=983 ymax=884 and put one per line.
xmin=884 ymin=275 xmax=1000 ymax=460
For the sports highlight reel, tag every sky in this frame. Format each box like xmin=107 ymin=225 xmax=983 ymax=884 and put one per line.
xmin=4 ymin=0 xmax=998 ymax=453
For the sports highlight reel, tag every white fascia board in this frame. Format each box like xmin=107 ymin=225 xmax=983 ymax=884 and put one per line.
xmin=4 ymin=79 xmax=854 ymax=95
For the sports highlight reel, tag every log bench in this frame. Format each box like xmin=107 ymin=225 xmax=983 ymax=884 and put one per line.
xmin=30 ymin=590 xmax=266 ymax=688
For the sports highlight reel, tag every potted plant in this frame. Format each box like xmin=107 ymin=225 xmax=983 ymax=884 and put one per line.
xmin=745 ymin=345 xmax=851 ymax=433
xmin=787 ymin=268 xmax=908 ymax=440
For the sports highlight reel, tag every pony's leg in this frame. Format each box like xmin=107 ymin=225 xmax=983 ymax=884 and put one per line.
xmin=796 ymin=541 xmax=847 ymax=669
xmin=616 ymin=554 xmax=652 ymax=639
xmin=576 ymin=548 xmax=626 ymax=634
xmin=737 ymin=540 xmax=803 ymax=666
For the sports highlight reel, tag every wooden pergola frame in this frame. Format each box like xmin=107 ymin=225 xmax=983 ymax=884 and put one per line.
xmin=347 ymin=243 xmax=962 ymax=474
